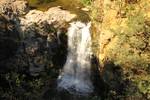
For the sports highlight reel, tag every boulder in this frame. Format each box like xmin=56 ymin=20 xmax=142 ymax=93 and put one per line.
xmin=19 ymin=7 xmax=76 ymax=36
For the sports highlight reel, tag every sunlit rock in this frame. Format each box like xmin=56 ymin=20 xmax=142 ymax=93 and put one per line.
xmin=46 ymin=7 xmax=77 ymax=22
xmin=81 ymin=7 xmax=89 ymax=12
xmin=20 ymin=7 xmax=77 ymax=36
xmin=0 ymin=0 xmax=29 ymax=16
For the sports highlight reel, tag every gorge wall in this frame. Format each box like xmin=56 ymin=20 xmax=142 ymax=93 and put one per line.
xmin=1 ymin=0 xmax=150 ymax=99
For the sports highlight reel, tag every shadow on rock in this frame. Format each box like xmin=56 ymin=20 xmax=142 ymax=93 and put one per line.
xmin=0 ymin=15 xmax=20 ymax=61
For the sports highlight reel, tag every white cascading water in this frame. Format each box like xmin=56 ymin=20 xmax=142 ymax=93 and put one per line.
xmin=57 ymin=21 xmax=93 ymax=95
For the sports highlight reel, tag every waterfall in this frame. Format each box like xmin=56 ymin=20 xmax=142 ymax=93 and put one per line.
xmin=57 ymin=21 xmax=93 ymax=95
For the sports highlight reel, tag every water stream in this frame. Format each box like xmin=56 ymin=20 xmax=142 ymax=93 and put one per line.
xmin=28 ymin=0 xmax=90 ymax=22
xmin=57 ymin=21 xmax=93 ymax=95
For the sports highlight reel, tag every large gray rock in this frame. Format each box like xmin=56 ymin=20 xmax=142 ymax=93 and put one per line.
xmin=18 ymin=8 xmax=76 ymax=76
xmin=19 ymin=7 xmax=76 ymax=36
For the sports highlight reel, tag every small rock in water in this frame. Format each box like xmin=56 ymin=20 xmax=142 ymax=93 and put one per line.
xmin=81 ymin=8 xmax=90 ymax=12
xmin=76 ymin=6 xmax=80 ymax=9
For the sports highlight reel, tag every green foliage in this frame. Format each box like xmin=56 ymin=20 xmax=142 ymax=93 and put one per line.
xmin=110 ymin=8 xmax=149 ymax=66
xmin=80 ymin=0 xmax=92 ymax=5
xmin=138 ymin=80 xmax=150 ymax=96
xmin=105 ymin=1 xmax=150 ymax=99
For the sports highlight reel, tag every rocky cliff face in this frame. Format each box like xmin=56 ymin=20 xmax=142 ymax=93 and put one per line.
xmin=18 ymin=6 xmax=76 ymax=76
xmin=0 ymin=0 xmax=78 ymax=99
xmin=0 ymin=0 xmax=76 ymax=78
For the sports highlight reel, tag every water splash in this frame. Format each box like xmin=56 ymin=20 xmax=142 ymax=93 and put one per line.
xmin=57 ymin=21 xmax=93 ymax=95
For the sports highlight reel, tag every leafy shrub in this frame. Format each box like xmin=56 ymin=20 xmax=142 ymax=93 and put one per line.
xmin=104 ymin=1 xmax=150 ymax=98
